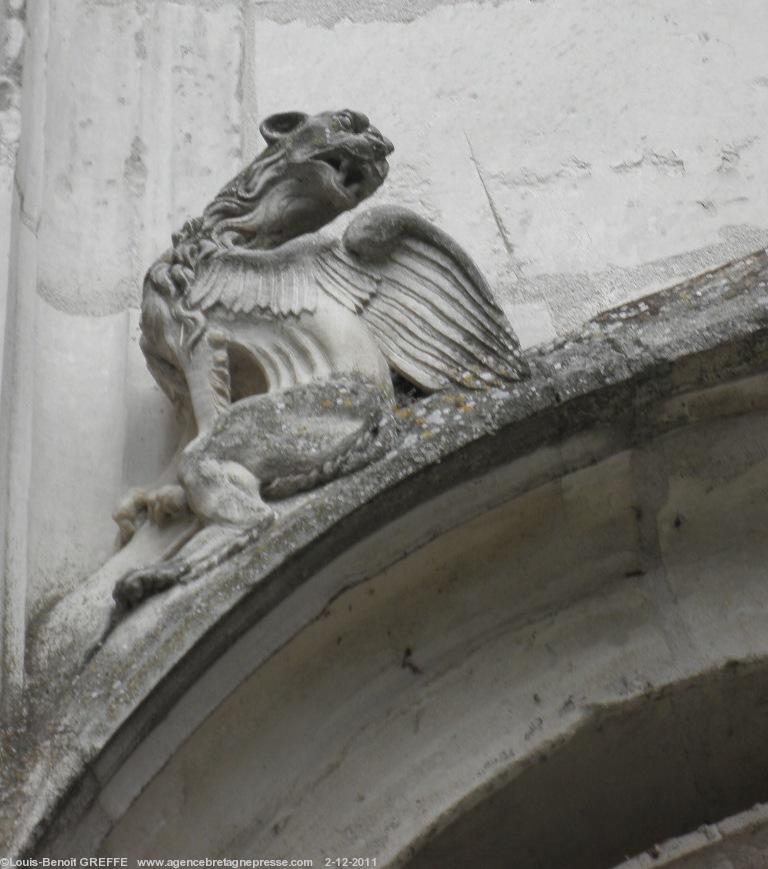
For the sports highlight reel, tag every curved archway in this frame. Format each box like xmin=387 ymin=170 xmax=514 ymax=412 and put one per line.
xmin=7 ymin=254 xmax=768 ymax=868
xmin=51 ymin=398 xmax=768 ymax=866
xmin=408 ymin=661 xmax=768 ymax=869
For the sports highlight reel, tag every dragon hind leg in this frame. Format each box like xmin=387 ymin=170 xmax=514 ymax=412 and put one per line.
xmin=113 ymin=517 xmax=273 ymax=609
xmin=112 ymin=377 xmax=394 ymax=609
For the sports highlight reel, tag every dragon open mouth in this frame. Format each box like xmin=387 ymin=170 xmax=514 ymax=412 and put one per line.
xmin=313 ymin=150 xmax=378 ymax=197
xmin=318 ymin=154 xmax=367 ymax=188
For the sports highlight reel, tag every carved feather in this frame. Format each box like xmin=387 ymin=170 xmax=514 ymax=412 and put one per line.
xmin=314 ymin=205 xmax=529 ymax=390
xmin=183 ymin=206 xmax=528 ymax=393
xmin=187 ymin=246 xmax=319 ymax=318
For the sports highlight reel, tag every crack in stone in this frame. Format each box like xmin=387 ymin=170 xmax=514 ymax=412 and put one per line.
xmin=13 ymin=173 xmax=39 ymax=235
xmin=463 ymin=130 xmax=518 ymax=266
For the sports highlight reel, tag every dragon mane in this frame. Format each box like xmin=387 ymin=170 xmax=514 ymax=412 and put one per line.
xmin=141 ymin=147 xmax=287 ymax=355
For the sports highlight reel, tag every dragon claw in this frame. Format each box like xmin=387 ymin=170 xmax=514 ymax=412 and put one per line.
xmin=113 ymin=561 xmax=189 ymax=609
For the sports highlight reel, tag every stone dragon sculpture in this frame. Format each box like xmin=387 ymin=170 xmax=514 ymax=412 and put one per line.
xmin=113 ymin=108 xmax=530 ymax=607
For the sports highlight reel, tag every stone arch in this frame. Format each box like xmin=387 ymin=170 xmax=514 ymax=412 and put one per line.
xmin=6 ymin=251 xmax=768 ymax=867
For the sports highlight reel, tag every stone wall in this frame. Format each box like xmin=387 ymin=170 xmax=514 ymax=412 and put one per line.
xmin=1 ymin=0 xmax=767 ymax=745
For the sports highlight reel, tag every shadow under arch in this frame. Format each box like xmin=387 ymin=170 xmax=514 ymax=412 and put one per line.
xmin=406 ymin=659 xmax=768 ymax=869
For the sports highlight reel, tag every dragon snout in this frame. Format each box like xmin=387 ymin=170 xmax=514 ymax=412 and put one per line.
xmin=344 ymin=110 xmax=393 ymax=155
xmin=366 ymin=126 xmax=394 ymax=158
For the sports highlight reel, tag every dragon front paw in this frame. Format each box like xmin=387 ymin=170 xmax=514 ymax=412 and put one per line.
xmin=146 ymin=484 xmax=189 ymax=526
xmin=113 ymin=484 xmax=190 ymax=546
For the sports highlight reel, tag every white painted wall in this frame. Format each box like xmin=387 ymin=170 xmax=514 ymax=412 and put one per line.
xmin=1 ymin=0 xmax=768 ymax=696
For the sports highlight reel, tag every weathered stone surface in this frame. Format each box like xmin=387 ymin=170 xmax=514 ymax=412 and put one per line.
xmin=250 ymin=0 xmax=768 ymax=333
xmin=2 ymin=247 xmax=767 ymax=862
xmin=0 ymin=0 xmax=244 ymax=659
xmin=0 ymin=0 xmax=25 ymax=367
xmin=3 ymin=0 xmax=768 ymax=861
xmin=109 ymin=109 xmax=529 ymax=608
xmin=5 ymin=0 xmax=768 ymax=702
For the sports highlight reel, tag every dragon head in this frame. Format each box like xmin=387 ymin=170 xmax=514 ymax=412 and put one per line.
xmin=202 ymin=109 xmax=394 ymax=250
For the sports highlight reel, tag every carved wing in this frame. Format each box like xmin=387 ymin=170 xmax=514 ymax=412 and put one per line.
xmin=314 ymin=205 xmax=529 ymax=390
xmin=187 ymin=243 xmax=321 ymax=317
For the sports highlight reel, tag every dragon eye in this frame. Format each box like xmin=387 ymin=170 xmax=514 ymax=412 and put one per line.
xmin=337 ymin=113 xmax=353 ymax=131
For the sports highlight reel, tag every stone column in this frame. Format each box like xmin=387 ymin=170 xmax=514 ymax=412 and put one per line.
xmin=0 ymin=0 xmax=245 ymax=717
xmin=0 ymin=0 xmax=37 ymax=719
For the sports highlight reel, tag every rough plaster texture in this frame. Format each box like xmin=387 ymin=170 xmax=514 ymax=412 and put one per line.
xmin=2 ymin=250 xmax=768 ymax=865
xmin=3 ymin=0 xmax=768 ymax=691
